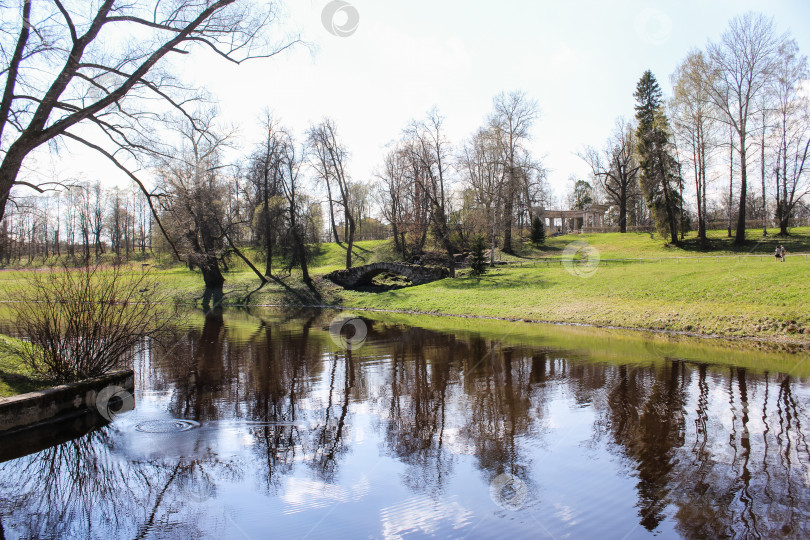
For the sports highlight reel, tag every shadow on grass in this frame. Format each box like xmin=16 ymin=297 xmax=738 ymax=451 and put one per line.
xmin=0 ymin=369 xmax=51 ymax=397
xmin=351 ymin=243 xmax=374 ymax=254
xmin=268 ymin=274 xmax=324 ymax=305
xmin=316 ymin=242 xmax=373 ymax=263
xmin=431 ymin=273 xmax=553 ymax=290
xmin=240 ymin=281 xmax=268 ymax=305
xmin=672 ymin=233 xmax=810 ymax=255
xmin=511 ymin=243 xmax=565 ymax=258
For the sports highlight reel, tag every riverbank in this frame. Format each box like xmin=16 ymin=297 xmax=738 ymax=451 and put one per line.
xmin=1 ymin=229 xmax=808 ymax=347
xmin=337 ymin=256 xmax=810 ymax=345
xmin=198 ymin=233 xmax=810 ymax=346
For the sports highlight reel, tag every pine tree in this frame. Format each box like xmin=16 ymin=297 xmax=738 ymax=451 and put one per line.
xmin=634 ymin=70 xmax=683 ymax=245
xmin=469 ymin=234 xmax=488 ymax=276
xmin=530 ymin=216 xmax=546 ymax=245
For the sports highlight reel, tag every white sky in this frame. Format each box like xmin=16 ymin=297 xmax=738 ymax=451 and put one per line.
xmin=43 ymin=0 xmax=810 ymax=204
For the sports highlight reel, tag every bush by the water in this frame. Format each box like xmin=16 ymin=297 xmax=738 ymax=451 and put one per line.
xmin=5 ymin=263 xmax=167 ymax=382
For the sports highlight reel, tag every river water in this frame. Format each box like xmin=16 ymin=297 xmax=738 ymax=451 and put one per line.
xmin=1 ymin=309 xmax=808 ymax=539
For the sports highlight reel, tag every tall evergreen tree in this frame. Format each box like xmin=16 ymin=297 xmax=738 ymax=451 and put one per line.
xmin=530 ymin=216 xmax=546 ymax=245
xmin=469 ymin=234 xmax=488 ymax=275
xmin=634 ymin=71 xmax=683 ymax=245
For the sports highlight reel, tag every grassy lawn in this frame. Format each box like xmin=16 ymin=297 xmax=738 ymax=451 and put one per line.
xmin=339 ymin=256 xmax=810 ymax=340
xmin=0 ymin=335 xmax=52 ymax=398
xmin=0 ymin=231 xmax=808 ymax=346
xmin=335 ymin=229 xmax=810 ymax=343
xmin=514 ymin=227 xmax=810 ymax=260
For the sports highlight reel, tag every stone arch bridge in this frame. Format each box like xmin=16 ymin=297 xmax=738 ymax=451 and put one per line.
xmin=324 ymin=262 xmax=449 ymax=288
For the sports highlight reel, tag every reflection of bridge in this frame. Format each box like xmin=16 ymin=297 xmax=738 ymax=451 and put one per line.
xmin=325 ymin=262 xmax=449 ymax=288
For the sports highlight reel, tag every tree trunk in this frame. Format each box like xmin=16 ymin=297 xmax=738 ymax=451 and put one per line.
xmin=699 ymin=165 xmax=706 ymax=240
xmin=761 ymin=112 xmax=767 ymax=236
xmin=658 ymin=153 xmax=679 ymax=245
xmin=663 ymin=182 xmax=679 ymax=245
xmin=432 ymin=206 xmax=455 ymax=278
xmin=392 ymin=222 xmax=402 ymax=260
xmin=400 ymin=232 xmax=407 ymax=259
xmin=619 ymin=184 xmax=627 ymax=233
xmin=502 ymin=195 xmax=513 ymax=253
xmin=694 ymin=147 xmax=704 ymax=240
xmin=297 ymin=235 xmax=311 ymax=284
xmin=0 ymin=151 xmax=25 ymax=223
xmin=202 ymin=287 xmax=225 ymax=314
xmin=735 ymin=141 xmax=747 ymax=245
xmin=345 ymin=208 xmax=355 ymax=269
xmin=727 ymin=132 xmax=734 ymax=238
xmin=288 ymin=199 xmax=311 ymax=284
xmin=325 ymin=182 xmax=340 ymax=244
xmin=199 ymin=256 xmax=225 ymax=289
xmin=264 ymin=228 xmax=273 ymax=276
xmin=263 ymin=172 xmax=273 ymax=276
xmin=490 ymin=208 xmax=497 ymax=267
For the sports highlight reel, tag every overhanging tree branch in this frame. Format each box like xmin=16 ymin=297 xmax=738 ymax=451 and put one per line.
xmin=60 ymin=130 xmax=181 ymax=260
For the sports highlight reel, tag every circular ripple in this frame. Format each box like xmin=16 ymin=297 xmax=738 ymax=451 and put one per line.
xmin=135 ymin=419 xmax=200 ymax=433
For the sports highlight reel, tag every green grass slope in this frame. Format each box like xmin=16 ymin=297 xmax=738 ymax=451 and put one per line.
xmin=0 ymin=230 xmax=808 ymax=345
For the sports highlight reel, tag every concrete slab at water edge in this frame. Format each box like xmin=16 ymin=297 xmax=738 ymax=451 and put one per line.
xmin=0 ymin=370 xmax=133 ymax=433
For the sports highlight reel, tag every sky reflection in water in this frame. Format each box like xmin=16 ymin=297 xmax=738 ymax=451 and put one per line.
xmin=1 ymin=309 xmax=809 ymax=539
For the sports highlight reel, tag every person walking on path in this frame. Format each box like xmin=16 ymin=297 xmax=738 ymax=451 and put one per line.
xmin=780 ymin=245 xmax=786 ymax=262
xmin=776 ymin=246 xmax=782 ymax=261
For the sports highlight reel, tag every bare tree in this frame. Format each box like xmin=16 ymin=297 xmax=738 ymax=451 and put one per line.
xmin=376 ymin=147 xmax=408 ymax=259
xmin=725 ymin=124 xmax=736 ymax=237
xmin=0 ymin=0 xmax=297 ymax=227
xmin=278 ymin=132 xmax=313 ymax=285
xmin=459 ymin=127 xmax=505 ymax=265
xmin=248 ymin=114 xmax=287 ymax=276
xmin=670 ymin=51 xmax=717 ymax=241
xmin=488 ymin=91 xmax=538 ymax=253
xmin=375 ymin=143 xmax=431 ymax=261
xmin=89 ymin=181 xmax=105 ymax=257
xmin=308 ymin=119 xmax=356 ymax=269
xmin=155 ymin=113 xmax=232 ymax=290
xmin=404 ymin=109 xmax=456 ymax=276
xmin=348 ymin=182 xmax=371 ymax=239
xmin=580 ymin=118 xmax=640 ymax=233
xmin=706 ymin=13 xmax=784 ymax=244
xmin=772 ymin=40 xmax=810 ymax=235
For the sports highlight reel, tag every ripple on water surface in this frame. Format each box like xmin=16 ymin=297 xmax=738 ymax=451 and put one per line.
xmin=134 ymin=419 xmax=201 ymax=433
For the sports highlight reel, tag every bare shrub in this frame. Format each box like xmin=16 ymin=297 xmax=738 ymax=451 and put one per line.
xmin=6 ymin=264 xmax=167 ymax=382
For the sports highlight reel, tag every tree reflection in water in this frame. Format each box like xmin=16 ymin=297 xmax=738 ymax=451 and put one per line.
xmin=0 ymin=427 xmax=229 ymax=539
xmin=0 ymin=311 xmax=808 ymax=538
